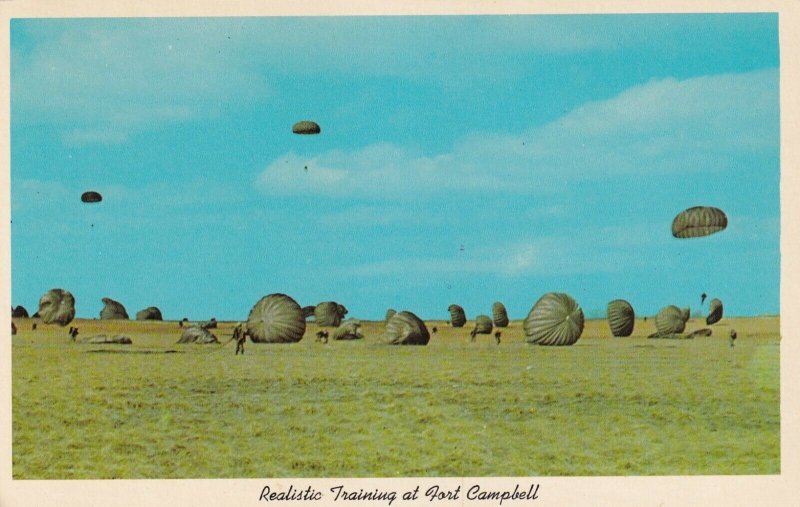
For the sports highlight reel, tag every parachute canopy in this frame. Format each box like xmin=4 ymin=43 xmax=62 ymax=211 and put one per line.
xmin=333 ymin=319 xmax=364 ymax=341
xmin=492 ymin=302 xmax=509 ymax=328
xmin=12 ymin=305 xmax=29 ymax=318
xmin=38 ymin=288 xmax=76 ymax=326
xmin=177 ymin=327 xmax=218 ymax=344
xmin=671 ymin=206 xmax=728 ymax=239
xmin=385 ymin=308 xmax=397 ymax=323
xmin=81 ymin=191 xmax=102 ymax=203
xmin=385 ymin=311 xmax=430 ymax=345
xmin=247 ymin=293 xmax=306 ymax=343
xmin=314 ymin=301 xmax=348 ymax=327
xmin=607 ymin=299 xmax=635 ymax=337
xmin=706 ymin=298 xmax=724 ymax=325
xmin=655 ymin=305 xmax=686 ymax=335
xmin=100 ymin=297 xmax=129 ymax=320
xmin=135 ymin=306 xmax=163 ymax=321
xmin=292 ymin=120 xmax=321 ymax=135
xmin=448 ymin=304 xmax=467 ymax=327
xmin=523 ymin=293 xmax=584 ymax=346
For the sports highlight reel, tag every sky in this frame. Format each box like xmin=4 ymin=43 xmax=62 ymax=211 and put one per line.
xmin=9 ymin=14 xmax=780 ymax=321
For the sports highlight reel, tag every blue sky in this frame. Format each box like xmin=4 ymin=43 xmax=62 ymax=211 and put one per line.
xmin=9 ymin=14 xmax=780 ymax=321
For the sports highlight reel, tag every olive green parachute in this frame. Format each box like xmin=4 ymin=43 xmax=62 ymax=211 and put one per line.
xmin=100 ymin=298 xmax=129 ymax=320
xmin=385 ymin=308 xmax=397 ymax=323
xmin=135 ymin=307 xmax=163 ymax=321
xmin=385 ymin=311 xmax=430 ymax=345
xmin=292 ymin=120 xmax=321 ymax=135
xmin=448 ymin=304 xmax=467 ymax=327
xmin=301 ymin=306 xmax=316 ymax=319
xmin=671 ymin=206 xmax=728 ymax=238
xmin=471 ymin=315 xmax=494 ymax=339
xmin=607 ymin=299 xmax=635 ymax=337
xmin=12 ymin=305 xmax=29 ymax=318
xmin=83 ymin=334 xmax=133 ymax=345
xmin=333 ymin=319 xmax=364 ymax=341
xmin=681 ymin=307 xmax=691 ymax=323
xmin=38 ymin=288 xmax=76 ymax=326
xmin=176 ymin=327 xmax=218 ymax=344
xmin=492 ymin=302 xmax=509 ymax=328
xmin=706 ymin=298 xmax=723 ymax=325
xmin=654 ymin=305 xmax=686 ymax=335
xmin=523 ymin=292 xmax=584 ymax=346
xmin=81 ymin=191 xmax=102 ymax=203
xmin=247 ymin=293 xmax=306 ymax=343
xmin=314 ymin=301 xmax=348 ymax=327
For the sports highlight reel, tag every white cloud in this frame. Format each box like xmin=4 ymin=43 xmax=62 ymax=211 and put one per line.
xmin=256 ymin=68 xmax=778 ymax=199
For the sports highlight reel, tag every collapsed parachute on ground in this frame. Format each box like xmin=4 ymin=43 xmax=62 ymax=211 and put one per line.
xmin=333 ymin=319 xmax=364 ymax=341
xmin=38 ymin=288 xmax=76 ymax=326
xmin=385 ymin=311 xmax=430 ymax=345
xmin=292 ymin=120 xmax=321 ymax=135
xmin=448 ymin=304 xmax=467 ymax=327
xmin=201 ymin=318 xmax=218 ymax=330
xmin=706 ymin=298 xmax=724 ymax=325
xmin=471 ymin=315 xmax=494 ymax=339
xmin=81 ymin=191 xmax=102 ymax=203
xmin=83 ymin=334 xmax=133 ymax=345
xmin=671 ymin=206 xmax=728 ymax=239
xmin=314 ymin=302 xmax=348 ymax=327
xmin=12 ymin=305 xmax=29 ymax=318
xmin=176 ymin=327 xmax=218 ymax=344
xmin=247 ymin=293 xmax=306 ymax=343
xmin=681 ymin=307 xmax=691 ymax=323
xmin=385 ymin=308 xmax=397 ymax=323
xmin=607 ymin=299 xmax=635 ymax=337
xmin=523 ymin=292 xmax=584 ymax=346
xmin=654 ymin=305 xmax=686 ymax=335
xmin=100 ymin=298 xmax=129 ymax=320
xmin=492 ymin=302 xmax=509 ymax=328
xmin=136 ymin=307 xmax=163 ymax=321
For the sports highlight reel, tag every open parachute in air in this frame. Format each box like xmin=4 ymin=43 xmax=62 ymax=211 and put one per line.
xmin=292 ymin=120 xmax=321 ymax=135
xmin=672 ymin=206 xmax=727 ymax=239
xmin=81 ymin=191 xmax=102 ymax=203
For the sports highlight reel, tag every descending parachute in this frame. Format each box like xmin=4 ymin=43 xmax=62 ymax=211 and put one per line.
xmin=100 ymin=298 xmax=129 ymax=320
xmin=701 ymin=293 xmax=707 ymax=305
xmin=523 ymin=293 xmax=584 ymax=346
xmin=654 ymin=305 xmax=686 ymax=335
xmin=470 ymin=315 xmax=494 ymax=339
xmin=706 ymin=298 xmax=724 ymax=325
xmin=38 ymin=288 xmax=76 ymax=326
xmin=81 ymin=191 xmax=102 ymax=203
xmin=384 ymin=311 xmax=430 ymax=345
xmin=671 ymin=206 xmax=728 ymax=238
xmin=607 ymin=299 xmax=635 ymax=337
xmin=292 ymin=120 xmax=321 ymax=135
xmin=492 ymin=302 xmax=509 ymax=328
xmin=246 ymin=293 xmax=306 ymax=343
xmin=448 ymin=304 xmax=467 ymax=328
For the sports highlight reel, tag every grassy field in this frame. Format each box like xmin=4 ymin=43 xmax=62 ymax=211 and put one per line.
xmin=11 ymin=315 xmax=779 ymax=478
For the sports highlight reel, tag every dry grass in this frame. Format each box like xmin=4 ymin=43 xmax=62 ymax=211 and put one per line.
xmin=11 ymin=315 xmax=779 ymax=478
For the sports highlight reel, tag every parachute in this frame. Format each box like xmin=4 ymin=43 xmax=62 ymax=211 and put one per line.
xmin=135 ymin=307 xmax=163 ymax=321
xmin=671 ymin=206 xmax=728 ymax=238
xmin=654 ymin=305 xmax=686 ymax=335
xmin=384 ymin=311 xmax=430 ymax=345
xmin=333 ymin=319 xmax=364 ymax=341
xmin=492 ymin=302 xmax=509 ymax=328
xmin=706 ymin=298 xmax=723 ymax=325
xmin=246 ymin=293 xmax=306 ymax=343
xmin=314 ymin=301 xmax=347 ymax=327
xmin=292 ymin=120 xmax=321 ymax=135
xmin=37 ymin=288 xmax=76 ymax=326
xmin=470 ymin=315 xmax=494 ymax=339
xmin=607 ymin=299 xmax=635 ymax=337
xmin=448 ymin=304 xmax=467 ymax=328
xmin=100 ymin=298 xmax=129 ymax=320
xmin=81 ymin=191 xmax=103 ymax=203
xmin=523 ymin=293 xmax=584 ymax=346
xmin=385 ymin=308 xmax=397 ymax=323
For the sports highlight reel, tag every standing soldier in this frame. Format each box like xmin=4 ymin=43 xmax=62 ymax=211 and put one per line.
xmin=70 ymin=327 xmax=79 ymax=342
xmin=729 ymin=329 xmax=737 ymax=348
xmin=235 ymin=325 xmax=247 ymax=355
